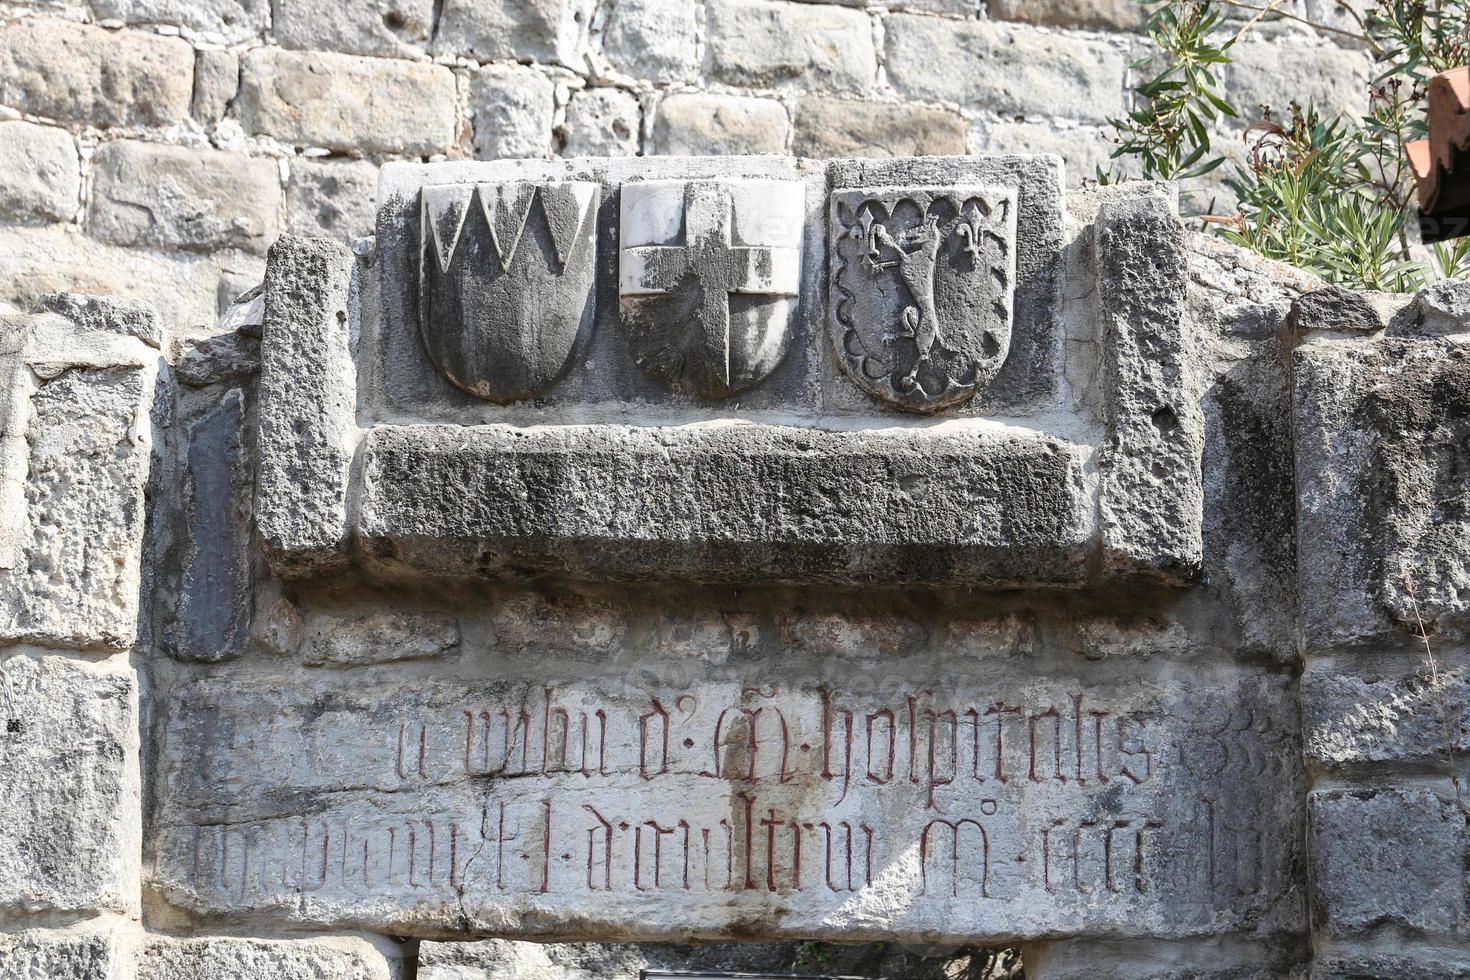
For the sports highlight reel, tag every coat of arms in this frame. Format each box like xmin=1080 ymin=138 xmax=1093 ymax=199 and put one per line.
xmin=619 ymin=179 xmax=803 ymax=400
xmin=419 ymin=181 xmax=600 ymax=403
xmin=829 ymin=186 xmax=1017 ymax=412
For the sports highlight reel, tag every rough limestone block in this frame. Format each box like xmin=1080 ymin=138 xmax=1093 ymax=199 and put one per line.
xmin=470 ymin=65 xmax=556 ymax=159
xmin=706 ymin=0 xmax=876 ymax=94
xmin=1303 ymin=660 xmax=1470 ymax=769
xmin=0 ymin=18 xmax=194 ymax=128
xmin=286 ymin=159 xmax=380 ymax=242
xmin=1415 ymin=278 xmax=1470 ymax=333
xmin=1285 ymin=285 xmax=1384 ymax=335
xmin=978 ymin=121 xmax=1129 ymax=186
xmin=150 ymin=659 xmax=1301 ymax=941
xmin=1295 ymin=337 xmax=1470 ymax=646
xmin=1309 ymin=786 xmax=1465 ymax=937
xmin=791 ymin=99 xmax=965 ymax=158
xmin=0 ymin=654 xmax=138 ymax=916
xmin=1094 ymin=195 xmax=1203 ymax=583
xmin=0 ymin=927 xmax=126 ymax=980
xmin=135 ymin=936 xmax=395 ymax=979
xmin=358 ymin=423 xmax=1091 ymax=586
xmin=239 ymin=48 xmax=457 ymax=156
xmin=273 ymin=0 xmax=435 ymax=58
xmin=1024 ymin=937 xmax=1304 ymax=979
xmin=1217 ymin=41 xmax=1371 ymax=122
xmin=0 ymin=122 xmax=79 ymax=223
xmin=1312 ymin=949 xmax=1470 ymax=979
xmin=192 ymin=49 xmax=240 ymax=124
xmin=90 ymin=0 xmax=267 ymax=41
xmin=87 ymin=141 xmax=282 ymax=256
xmin=650 ymin=94 xmax=788 ymax=155
xmin=988 ymin=0 xmax=1145 ymax=31
xmin=0 ymin=300 xmax=158 ymax=650
xmin=436 ymin=0 xmax=591 ymax=65
xmin=885 ymin=17 xmax=1127 ymax=123
xmin=295 ymin=606 xmax=461 ymax=666
xmin=560 ymin=88 xmax=640 ymax=157
xmin=255 ymin=236 xmax=357 ymax=576
xmin=601 ymin=0 xmax=698 ymax=83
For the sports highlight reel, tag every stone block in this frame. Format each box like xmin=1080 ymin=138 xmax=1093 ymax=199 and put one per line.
xmin=885 ymin=16 xmax=1127 ymax=123
xmin=977 ymin=121 xmax=1129 ymax=186
xmin=273 ymin=0 xmax=435 ymax=58
xmin=1414 ymin=278 xmax=1470 ymax=333
xmin=0 ymin=654 xmax=138 ymax=915
xmin=650 ymin=94 xmax=788 ymax=155
xmin=706 ymin=0 xmax=876 ymax=94
xmin=470 ymin=65 xmax=556 ymax=159
xmin=87 ymin=141 xmax=282 ymax=256
xmin=1094 ymin=194 xmax=1203 ymax=583
xmin=0 ymin=225 xmax=259 ymax=337
xmin=150 ymin=656 xmax=1302 ymax=941
xmin=436 ymin=0 xmax=591 ymax=65
xmin=0 ymin=18 xmax=194 ymax=128
xmin=560 ymin=87 xmax=641 ymax=157
xmin=601 ymin=0 xmax=698 ymax=83
xmin=791 ymin=98 xmax=965 ymax=158
xmin=988 ymin=0 xmax=1145 ymax=32
xmin=135 ymin=936 xmax=395 ymax=979
xmin=1285 ymin=285 xmax=1383 ymax=335
xmin=285 ymin=158 xmax=379 ymax=242
xmin=295 ymin=605 xmax=461 ymax=666
xmin=1309 ymin=786 xmax=1465 ymax=936
xmin=0 ymin=301 xmax=157 ymax=650
xmin=255 ymin=236 xmax=357 ymax=576
xmin=239 ymin=48 xmax=457 ymax=156
xmin=1024 ymin=937 xmax=1305 ymax=979
xmin=1217 ymin=41 xmax=1371 ymax=122
xmin=0 ymin=927 xmax=126 ymax=980
xmin=1312 ymin=948 xmax=1470 ymax=979
xmin=89 ymin=0 xmax=266 ymax=41
xmin=1295 ymin=337 xmax=1470 ymax=646
xmin=359 ymin=423 xmax=1090 ymax=586
xmin=192 ymin=49 xmax=240 ymax=124
xmin=0 ymin=121 xmax=78 ymax=223
xmin=1303 ymin=660 xmax=1470 ymax=769
xmin=887 ymin=0 xmax=979 ymax=14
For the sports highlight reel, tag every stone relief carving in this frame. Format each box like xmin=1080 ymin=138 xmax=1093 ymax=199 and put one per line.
xmin=619 ymin=179 xmax=803 ymax=399
xmin=829 ymin=186 xmax=1017 ymax=412
xmin=419 ymin=181 xmax=600 ymax=403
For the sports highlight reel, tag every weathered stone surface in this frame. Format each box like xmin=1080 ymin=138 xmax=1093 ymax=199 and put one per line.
xmin=192 ymin=49 xmax=240 ymax=124
xmin=273 ymin=0 xmax=435 ymax=58
xmin=988 ymin=0 xmax=1145 ymax=31
xmin=1414 ymin=278 xmax=1470 ymax=334
xmin=255 ymin=236 xmax=356 ymax=575
xmin=0 ymin=927 xmax=125 ymax=980
xmin=296 ymin=606 xmax=461 ymax=666
xmin=436 ymin=0 xmax=591 ymax=65
xmin=792 ymin=98 xmax=966 ymax=158
xmin=706 ymin=0 xmax=876 ymax=94
xmin=650 ymin=94 xmax=788 ymax=155
xmin=285 ymin=158 xmax=379 ymax=242
xmin=0 ymin=304 xmax=156 ymax=649
xmin=151 ymin=658 xmax=1301 ymax=941
xmin=135 ymin=935 xmax=395 ymax=979
xmin=1312 ymin=948 xmax=1470 ymax=979
xmin=470 ymin=64 xmax=556 ymax=160
xmin=1095 ymin=195 xmax=1203 ymax=583
xmin=978 ymin=122 xmax=1126 ymax=186
xmin=175 ymin=330 xmax=261 ymax=387
xmin=885 ymin=17 xmax=1127 ymax=123
xmin=1286 ymin=285 xmax=1383 ymax=335
xmin=1024 ymin=937 xmax=1305 ymax=979
xmin=33 ymin=291 xmax=164 ymax=348
xmin=1309 ymin=786 xmax=1465 ymax=936
xmin=90 ymin=0 xmax=266 ymax=41
xmin=1217 ymin=41 xmax=1371 ymax=121
xmin=601 ymin=0 xmax=698 ymax=83
xmin=239 ymin=48 xmax=457 ymax=155
xmin=560 ymin=87 xmax=641 ymax=157
xmin=0 ymin=121 xmax=78 ymax=223
xmin=88 ymin=141 xmax=283 ymax=256
xmin=1303 ymin=660 xmax=1470 ymax=769
xmin=359 ymin=423 xmax=1090 ymax=586
xmin=0 ymin=18 xmax=194 ymax=128
xmin=1295 ymin=337 xmax=1470 ymax=645
xmin=0 ymin=654 xmax=137 ymax=915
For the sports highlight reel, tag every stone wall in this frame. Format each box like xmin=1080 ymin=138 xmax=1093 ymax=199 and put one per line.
xmin=0 ymin=0 xmax=1372 ymax=340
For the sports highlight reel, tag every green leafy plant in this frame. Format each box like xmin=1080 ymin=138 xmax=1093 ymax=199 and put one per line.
xmin=1104 ymin=0 xmax=1470 ymax=291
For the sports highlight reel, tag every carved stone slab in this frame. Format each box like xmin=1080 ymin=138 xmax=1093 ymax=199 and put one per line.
xmin=620 ymin=179 xmax=802 ymax=399
xmin=150 ymin=663 xmax=1301 ymax=942
xmin=829 ymin=185 xmax=1017 ymax=412
xmin=421 ymin=181 xmax=600 ymax=402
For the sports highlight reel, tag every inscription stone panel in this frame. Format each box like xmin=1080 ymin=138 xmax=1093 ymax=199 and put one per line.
xmin=150 ymin=660 xmax=1301 ymax=941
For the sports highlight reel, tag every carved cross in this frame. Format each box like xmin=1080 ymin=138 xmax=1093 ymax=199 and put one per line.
xmin=621 ymin=183 xmax=799 ymax=388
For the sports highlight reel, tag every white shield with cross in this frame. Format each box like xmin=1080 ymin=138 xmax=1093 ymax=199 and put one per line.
xmin=619 ymin=179 xmax=803 ymax=400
